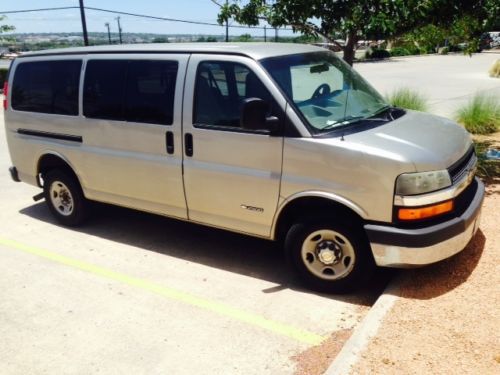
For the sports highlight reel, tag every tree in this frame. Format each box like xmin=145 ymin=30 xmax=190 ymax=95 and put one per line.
xmin=216 ymin=1 xmax=499 ymax=65
xmin=237 ymin=33 xmax=252 ymax=42
xmin=0 ymin=15 xmax=15 ymax=34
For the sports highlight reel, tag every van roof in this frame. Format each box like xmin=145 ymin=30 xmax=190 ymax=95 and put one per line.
xmin=17 ymin=42 xmax=325 ymax=60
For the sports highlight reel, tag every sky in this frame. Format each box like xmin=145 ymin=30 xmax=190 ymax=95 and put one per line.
xmin=0 ymin=0 xmax=297 ymax=37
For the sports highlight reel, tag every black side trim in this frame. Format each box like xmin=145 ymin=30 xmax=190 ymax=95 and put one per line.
xmin=365 ymin=178 xmax=485 ymax=248
xmin=9 ymin=166 xmax=20 ymax=182
xmin=17 ymin=129 xmax=82 ymax=143
xmin=17 ymin=50 xmax=250 ymax=59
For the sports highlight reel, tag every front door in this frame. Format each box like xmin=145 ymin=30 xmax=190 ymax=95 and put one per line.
xmin=182 ymin=54 xmax=285 ymax=237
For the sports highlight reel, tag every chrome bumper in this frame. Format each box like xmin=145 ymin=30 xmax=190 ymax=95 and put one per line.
xmin=365 ymin=177 xmax=484 ymax=268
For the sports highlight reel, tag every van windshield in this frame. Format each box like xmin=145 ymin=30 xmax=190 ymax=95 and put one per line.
xmin=260 ymin=51 xmax=389 ymax=133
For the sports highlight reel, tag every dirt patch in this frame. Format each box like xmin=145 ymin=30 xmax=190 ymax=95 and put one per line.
xmin=351 ymin=182 xmax=500 ymax=374
xmin=292 ymin=329 xmax=354 ymax=375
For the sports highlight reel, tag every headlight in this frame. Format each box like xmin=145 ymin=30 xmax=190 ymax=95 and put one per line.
xmin=395 ymin=170 xmax=452 ymax=196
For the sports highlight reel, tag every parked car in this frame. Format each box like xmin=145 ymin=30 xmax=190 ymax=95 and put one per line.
xmin=3 ymin=43 xmax=484 ymax=293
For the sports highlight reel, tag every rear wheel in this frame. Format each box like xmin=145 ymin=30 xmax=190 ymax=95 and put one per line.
xmin=285 ymin=219 xmax=375 ymax=293
xmin=43 ymin=170 xmax=88 ymax=226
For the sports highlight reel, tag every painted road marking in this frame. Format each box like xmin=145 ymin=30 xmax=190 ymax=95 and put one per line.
xmin=0 ymin=236 xmax=326 ymax=346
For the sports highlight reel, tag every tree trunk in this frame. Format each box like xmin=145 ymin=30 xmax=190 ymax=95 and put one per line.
xmin=342 ymin=32 xmax=358 ymax=66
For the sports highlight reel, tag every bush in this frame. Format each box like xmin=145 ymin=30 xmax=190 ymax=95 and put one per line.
xmin=0 ymin=68 xmax=8 ymax=88
xmin=365 ymin=48 xmax=391 ymax=59
xmin=385 ymin=88 xmax=429 ymax=112
xmin=455 ymin=93 xmax=500 ymax=134
xmin=489 ymin=60 xmax=500 ymax=78
xmin=439 ymin=47 xmax=449 ymax=55
xmin=390 ymin=47 xmax=412 ymax=56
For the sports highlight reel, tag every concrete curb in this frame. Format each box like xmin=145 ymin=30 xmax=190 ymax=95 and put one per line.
xmin=324 ymin=274 xmax=403 ymax=375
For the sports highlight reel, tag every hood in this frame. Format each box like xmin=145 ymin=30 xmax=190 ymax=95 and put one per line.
xmin=344 ymin=110 xmax=472 ymax=171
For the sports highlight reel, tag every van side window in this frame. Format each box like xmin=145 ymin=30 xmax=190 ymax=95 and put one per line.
xmin=12 ymin=60 xmax=82 ymax=115
xmin=125 ymin=60 xmax=178 ymax=125
xmin=194 ymin=61 xmax=274 ymax=129
xmin=83 ymin=60 xmax=178 ymax=125
xmin=83 ymin=60 xmax=127 ymax=121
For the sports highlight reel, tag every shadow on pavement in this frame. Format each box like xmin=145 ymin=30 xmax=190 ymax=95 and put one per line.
xmin=393 ymin=230 xmax=485 ymax=300
xmin=20 ymin=201 xmax=391 ymax=306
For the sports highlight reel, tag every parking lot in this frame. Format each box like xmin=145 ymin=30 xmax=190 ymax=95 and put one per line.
xmin=0 ymin=103 xmax=387 ymax=373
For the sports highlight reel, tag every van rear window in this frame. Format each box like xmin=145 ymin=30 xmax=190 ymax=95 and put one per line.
xmin=12 ymin=60 xmax=82 ymax=115
xmin=83 ymin=60 xmax=178 ymax=125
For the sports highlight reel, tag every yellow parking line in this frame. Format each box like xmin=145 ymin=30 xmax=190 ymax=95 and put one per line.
xmin=0 ymin=236 xmax=326 ymax=346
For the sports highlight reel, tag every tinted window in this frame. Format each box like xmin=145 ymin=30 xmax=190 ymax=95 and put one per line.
xmin=83 ymin=60 xmax=127 ymax=120
xmin=83 ymin=59 xmax=178 ymax=125
xmin=125 ymin=60 xmax=178 ymax=125
xmin=12 ymin=60 xmax=81 ymax=115
xmin=194 ymin=61 xmax=274 ymax=129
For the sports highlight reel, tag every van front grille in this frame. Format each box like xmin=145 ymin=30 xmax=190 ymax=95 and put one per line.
xmin=448 ymin=146 xmax=476 ymax=185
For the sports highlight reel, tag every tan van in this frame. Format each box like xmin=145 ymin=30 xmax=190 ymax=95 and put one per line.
xmin=4 ymin=43 xmax=483 ymax=292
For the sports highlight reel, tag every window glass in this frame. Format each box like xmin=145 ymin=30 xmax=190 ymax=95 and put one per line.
xmin=125 ymin=60 xmax=178 ymax=125
xmin=83 ymin=60 xmax=127 ymax=120
xmin=194 ymin=61 xmax=274 ymax=128
xmin=12 ymin=60 xmax=81 ymax=115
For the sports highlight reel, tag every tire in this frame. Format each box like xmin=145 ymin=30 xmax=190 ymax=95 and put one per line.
xmin=43 ymin=170 xmax=88 ymax=226
xmin=284 ymin=219 xmax=375 ymax=293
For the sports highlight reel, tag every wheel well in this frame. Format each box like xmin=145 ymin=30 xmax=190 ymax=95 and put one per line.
xmin=37 ymin=154 xmax=80 ymax=187
xmin=274 ymin=197 xmax=364 ymax=242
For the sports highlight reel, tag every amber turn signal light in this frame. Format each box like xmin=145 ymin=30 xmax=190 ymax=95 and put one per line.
xmin=398 ymin=200 xmax=454 ymax=221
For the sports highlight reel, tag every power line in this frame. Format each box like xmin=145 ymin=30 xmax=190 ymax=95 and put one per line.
xmin=0 ymin=6 xmax=294 ymax=31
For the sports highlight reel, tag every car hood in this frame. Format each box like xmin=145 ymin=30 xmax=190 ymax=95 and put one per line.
xmin=343 ymin=110 xmax=472 ymax=171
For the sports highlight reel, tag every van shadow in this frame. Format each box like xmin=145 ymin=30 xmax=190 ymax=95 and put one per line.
xmin=20 ymin=202 xmax=391 ymax=306
xmin=391 ymin=230 xmax=486 ymax=300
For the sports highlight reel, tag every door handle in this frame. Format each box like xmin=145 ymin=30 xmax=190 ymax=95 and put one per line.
xmin=166 ymin=131 xmax=174 ymax=154
xmin=185 ymin=133 xmax=193 ymax=157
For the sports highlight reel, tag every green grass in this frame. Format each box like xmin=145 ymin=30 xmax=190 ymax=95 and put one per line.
xmin=385 ymin=88 xmax=429 ymax=111
xmin=455 ymin=93 xmax=500 ymax=134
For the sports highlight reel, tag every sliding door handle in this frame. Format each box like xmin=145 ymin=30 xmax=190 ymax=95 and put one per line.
xmin=185 ymin=133 xmax=193 ymax=157
xmin=166 ymin=131 xmax=174 ymax=154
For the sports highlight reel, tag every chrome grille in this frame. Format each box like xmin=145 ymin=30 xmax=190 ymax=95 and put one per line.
xmin=448 ymin=147 xmax=476 ymax=185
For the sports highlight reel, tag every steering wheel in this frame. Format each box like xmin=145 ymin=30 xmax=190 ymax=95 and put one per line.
xmin=311 ymin=83 xmax=331 ymax=99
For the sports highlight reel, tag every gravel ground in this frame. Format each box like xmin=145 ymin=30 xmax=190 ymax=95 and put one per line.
xmin=351 ymin=178 xmax=500 ymax=374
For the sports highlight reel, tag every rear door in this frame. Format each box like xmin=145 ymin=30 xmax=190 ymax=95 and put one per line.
xmin=80 ymin=55 xmax=188 ymax=219
xmin=182 ymin=54 xmax=286 ymax=237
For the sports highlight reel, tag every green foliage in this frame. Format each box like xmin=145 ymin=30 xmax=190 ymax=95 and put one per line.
xmin=386 ymin=88 xmax=429 ymax=112
xmin=389 ymin=47 xmax=412 ymax=56
xmin=152 ymin=37 xmax=169 ymax=43
xmin=489 ymin=60 xmax=500 ymax=78
xmin=237 ymin=33 xmax=252 ymax=42
xmin=408 ymin=24 xmax=445 ymax=53
xmin=0 ymin=15 xmax=15 ymax=34
xmin=217 ymin=1 xmax=497 ymax=65
xmin=455 ymin=94 xmax=500 ymax=134
xmin=439 ymin=46 xmax=449 ymax=54
xmin=0 ymin=67 xmax=8 ymax=88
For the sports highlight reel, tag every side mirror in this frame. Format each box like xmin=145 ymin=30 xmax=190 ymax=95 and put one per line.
xmin=240 ymin=98 xmax=280 ymax=135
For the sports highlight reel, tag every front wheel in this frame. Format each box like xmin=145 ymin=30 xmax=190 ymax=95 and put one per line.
xmin=285 ymin=220 xmax=375 ymax=293
xmin=43 ymin=170 xmax=88 ymax=226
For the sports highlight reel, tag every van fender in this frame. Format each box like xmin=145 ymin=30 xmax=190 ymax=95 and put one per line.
xmin=35 ymin=150 xmax=86 ymax=191
xmin=271 ymin=191 xmax=369 ymax=240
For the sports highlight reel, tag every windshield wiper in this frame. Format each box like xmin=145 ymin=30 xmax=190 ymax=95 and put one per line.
xmin=322 ymin=110 xmax=391 ymax=130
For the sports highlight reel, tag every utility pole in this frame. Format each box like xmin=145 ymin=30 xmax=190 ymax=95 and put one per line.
xmin=78 ymin=0 xmax=89 ymax=46
xmin=105 ymin=22 xmax=111 ymax=44
xmin=264 ymin=25 xmax=267 ymax=42
xmin=116 ymin=16 xmax=123 ymax=44
xmin=225 ymin=0 xmax=229 ymax=42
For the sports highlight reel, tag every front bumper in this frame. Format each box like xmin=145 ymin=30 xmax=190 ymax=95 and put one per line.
xmin=365 ymin=177 xmax=484 ymax=267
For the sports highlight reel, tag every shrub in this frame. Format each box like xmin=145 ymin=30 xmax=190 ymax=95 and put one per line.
xmin=489 ymin=60 xmax=500 ymax=78
xmin=455 ymin=93 xmax=500 ymax=134
xmin=385 ymin=88 xmax=429 ymax=112
xmin=439 ymin=47 xmax=449 ymax=55
xmin=390 ymin=47 xmax=411 ymax=56
xmin=365 ymin=48 xmax=391 ymax=59
xmin=0 ymin=68 xmax=8 ymax=88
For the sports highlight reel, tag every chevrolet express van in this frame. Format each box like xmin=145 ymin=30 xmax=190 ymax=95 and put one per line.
xmin=4 ymin=43 xmax=484 ymax=293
